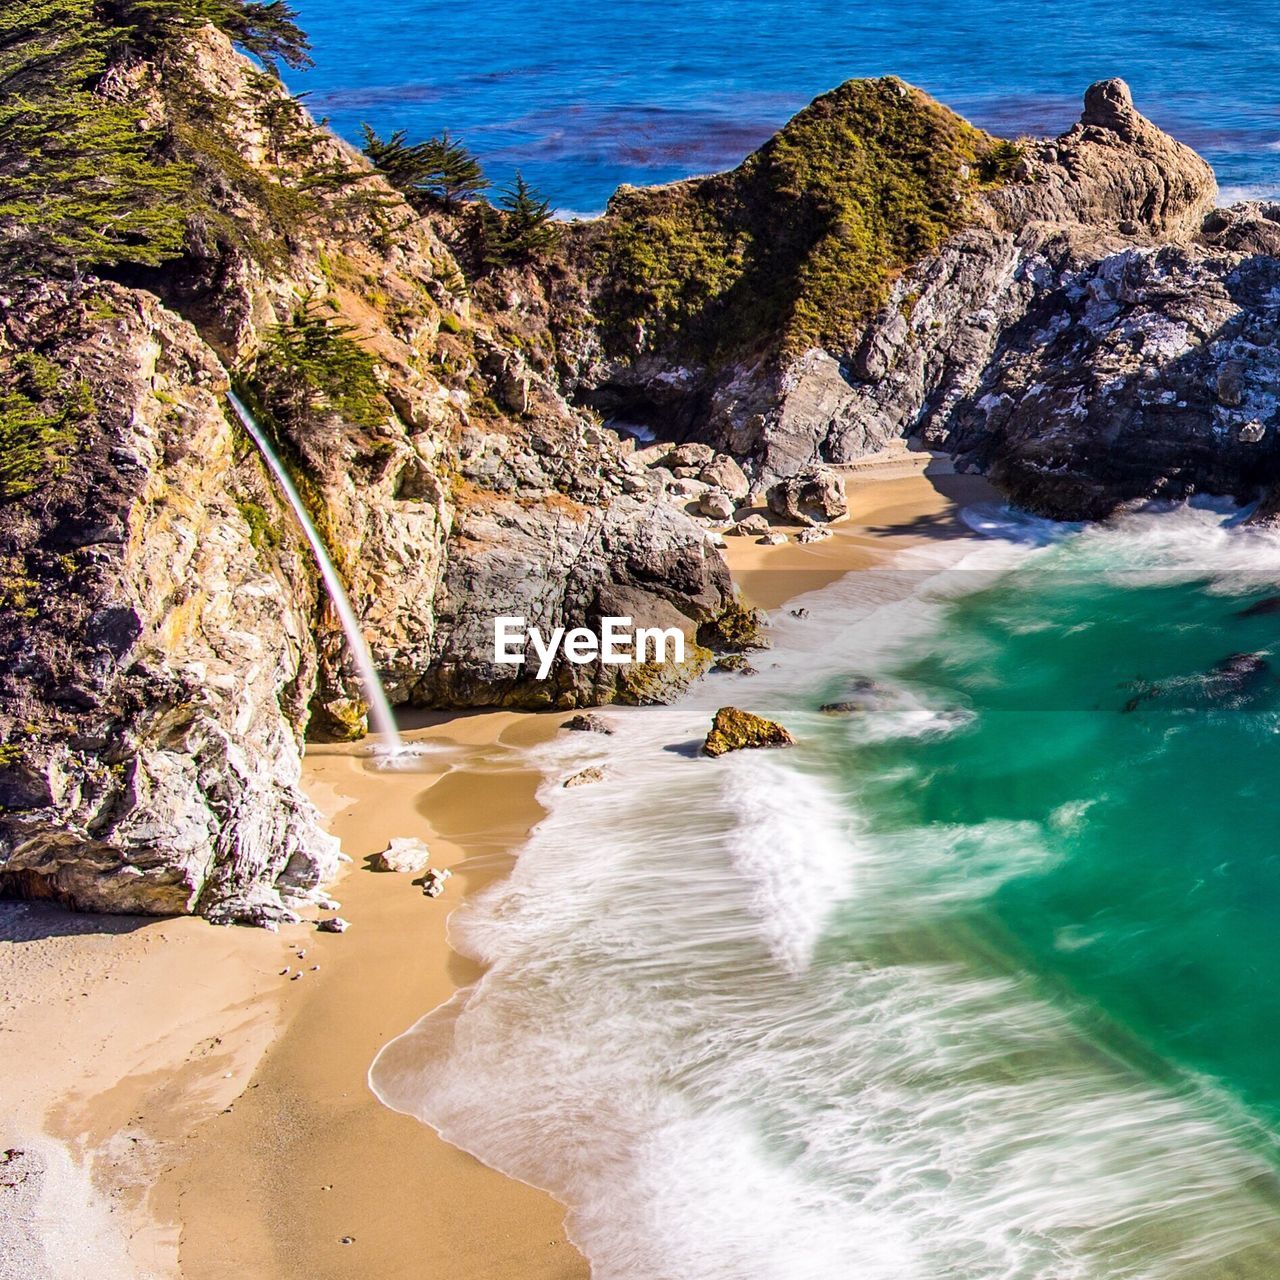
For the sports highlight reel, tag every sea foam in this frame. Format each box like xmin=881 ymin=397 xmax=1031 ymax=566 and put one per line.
xmin=371 ymin=505 xmax=1280 ymax=1278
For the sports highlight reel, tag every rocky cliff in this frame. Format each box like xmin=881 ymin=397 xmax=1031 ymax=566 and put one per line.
xmin=0 ymin=12 xmax=730 ymax=919
xmin=3 ymin=5 xmax=1277 ymax=920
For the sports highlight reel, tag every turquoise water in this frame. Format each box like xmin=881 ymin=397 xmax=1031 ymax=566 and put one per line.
xmin=849 ymin=527 xmax=1280 ymax=1133
xmin=289 ymin=0 xmax=1280 ymax=213
xmin=373 ymin=508 xmax=1280 ymax=1277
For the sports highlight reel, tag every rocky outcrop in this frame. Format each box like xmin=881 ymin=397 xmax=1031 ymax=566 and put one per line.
xmin=0 ymin=21 xmax=731 ymax=918
xmin=702 ymin=707 xmax=795 ymax=757
xmin=766 ymin=469 xmax=848 ymax=525
xmin=0 ymin=282 xmax=338 ymax=922
xmin=557 ymin=77 xmax=1221 ymax=503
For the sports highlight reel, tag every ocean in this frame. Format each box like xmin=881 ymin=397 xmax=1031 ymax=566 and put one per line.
xmin=288 ymin=0 xmax=1280 ymax=216
xmin=371 ymin=504 xmax=1280 ymax=1276
xmin=305 ymin=2 xmax=1280 ymax=1272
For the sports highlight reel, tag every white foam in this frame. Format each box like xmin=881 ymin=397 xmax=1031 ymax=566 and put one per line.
xmin=371 ymin=503 xmax=1280 ymax=1278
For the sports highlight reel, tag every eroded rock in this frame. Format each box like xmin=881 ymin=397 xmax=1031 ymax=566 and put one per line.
xmin=702 ymin=707 xmax=795 ymax=757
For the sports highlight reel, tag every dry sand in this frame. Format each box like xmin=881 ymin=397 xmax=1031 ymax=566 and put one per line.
xmin=0 ymin=457 xmax=998 ymax=1279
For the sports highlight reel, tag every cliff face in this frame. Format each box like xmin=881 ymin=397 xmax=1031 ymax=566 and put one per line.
xmin=0 ymin=282 xmax=338 ymax=922
xmin=0 ymin=21 xmax=730 ymax=918
xmin=1 ymin=16 xmax=1273 ymax=922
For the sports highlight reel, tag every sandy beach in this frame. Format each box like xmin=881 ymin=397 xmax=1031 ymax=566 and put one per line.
xmin=0 ymin=457 xmax=998 ymax=1279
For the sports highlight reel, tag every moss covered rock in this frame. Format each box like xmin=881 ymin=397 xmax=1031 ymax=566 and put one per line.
xmin=702 ymin=706 xmax=795 ymax=757
xmin=587 ymin=77 xmax=1013 ymax=364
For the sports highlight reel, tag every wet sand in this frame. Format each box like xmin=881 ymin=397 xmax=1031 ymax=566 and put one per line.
xmin=0 ymin=459 xmax=997 ymax=1279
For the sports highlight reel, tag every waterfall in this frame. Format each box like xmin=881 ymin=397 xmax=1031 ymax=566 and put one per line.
xmin=227 ymin=391 xmax=404 ymax=754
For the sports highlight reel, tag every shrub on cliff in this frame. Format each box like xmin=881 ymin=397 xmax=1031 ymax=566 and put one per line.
xmin=590 ymin=77 xmax=1019 ymax=363
xmin=0 ymin=354 xmax=93 ymax=502
xmin=361 ymin=126 xmax=488 ymax=210
xmin=249 ymin=292 xmax=387 ymax=429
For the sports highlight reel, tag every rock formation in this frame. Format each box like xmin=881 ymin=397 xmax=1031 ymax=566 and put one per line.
xmin=4 ymin=2 xmax=1279 ymax=921
xmin=702 ymin=707 xmax=795 ymax=757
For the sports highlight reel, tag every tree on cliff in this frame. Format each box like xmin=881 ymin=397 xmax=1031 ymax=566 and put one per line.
xmin=0 ymin=0 xmax=193 ymax=277
xmin=102 ymin=0 xmax=312 ymax=71
xmin=360 ymin=127 xmax=488 ymax=211
xmin=482 ymin=172 xmax=560 ymax=266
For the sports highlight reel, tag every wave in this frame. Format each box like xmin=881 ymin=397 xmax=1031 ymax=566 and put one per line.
xmin=371 ymin=504 xmax=1280 ymax=1278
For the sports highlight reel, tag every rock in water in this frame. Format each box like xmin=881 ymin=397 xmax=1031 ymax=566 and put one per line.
xmin=702 ymin=707 xmax=795 ymax=757
xmin=372 ymin=838 xmax=430 ymax=874
xmin=1236 ymin=597 xmax=1280 ymax=618
xmin=561 ymin=713 xmax=614 ymax=735
xmin=563 ymin=767 xmax=607 ymax=788
xmin=766 ymin=470 xmax=848 ymax=525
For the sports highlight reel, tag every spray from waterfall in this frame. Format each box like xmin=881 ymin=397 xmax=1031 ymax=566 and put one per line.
xmin=227 ymin=391 xmax=403 ymax=755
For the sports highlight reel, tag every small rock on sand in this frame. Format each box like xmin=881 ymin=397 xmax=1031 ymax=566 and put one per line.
xmin=561 ymin=713 xmax=614 ymax=735
xmin=371 ymin=837 xmax=430 ymax=874
xmin=317 ymin=917 xmax=350 ymax=933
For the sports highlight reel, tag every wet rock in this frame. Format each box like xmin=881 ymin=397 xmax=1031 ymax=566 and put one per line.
xmin=731 ymin=513 xmax=771 ymax=536
xmin=702 ymin=707 xmax=795 ymax=757
xmin=372 ymin=837 xmax=430 ymax=874
xmin=714 ymin=654 xmax=758 ymax=675
xmin=1236 ymin=597 xmax=1280 ymax=618
xmin=697 ymin=600 xmax=770 ymax=652
xmin=797 ymin=527 xmax=833 ymax=543
xmin=421 ymin=867 xmax=452 ymax=898
xmin=564 ymin=767 xmax=606 ymax=788
xmin=561 ymin=713 xmax=614 ymax=734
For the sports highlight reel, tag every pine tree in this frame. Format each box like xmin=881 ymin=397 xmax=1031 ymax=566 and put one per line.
xmin=360 ymin=126 xmax=487 ymax=210
xmin=104 ymin=0 xmax=312 ymax=72
xmin=250 ymin=292 xmax=387 ymax=428
xmin=0 ymin=0 xmax=194 ymax=277
xmin=483 ymin=172 xmax=560 ymax=266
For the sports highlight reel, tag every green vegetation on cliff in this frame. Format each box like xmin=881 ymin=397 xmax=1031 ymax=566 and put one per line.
xmin=0 ymin=354 xmax=93 ymax=501
xmin=0 ymin=1 xmax=193 ymax=275
xmin=248 ymin=292 xmax=387 ymax=429
xmin=592 ymin=77 xmax=1017 ymax=362
xmin=0 ymin=0 xmax=314 ymax=278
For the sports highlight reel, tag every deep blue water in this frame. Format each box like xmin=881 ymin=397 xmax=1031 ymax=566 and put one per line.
xmin=290 ymin=0 xmax=1280 ymax=215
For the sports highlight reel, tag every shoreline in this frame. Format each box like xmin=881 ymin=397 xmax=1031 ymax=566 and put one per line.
xmin=0 ymin=458 xmax=998 ymax=1280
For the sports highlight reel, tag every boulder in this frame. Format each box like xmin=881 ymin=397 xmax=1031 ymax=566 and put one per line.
xmin=561 ymin=713 xmax=614 ymax=734
xmin=697 ymin=600 xmax=770 ymax=652
xmin=797 ymin=527 xmax=833 ymax=544
xmin=699 ymin=455 xmax=750 ymax=500
xmin=702 ymin=707 xmax=795 ymax=757
xmin=767 ymin=469 xmax=848 ymax=525
xmin=668 ymin=442 xmax=716 ymax=469
xmin=761 ymin=532 xmax=788 ymax=545
xmin=699 ymin=490 xmax=737 ymax=520
xmin=731 ymin=513 xmax=771 ymax=536
xmin=372 ymin=837 xmax=430 ymax=874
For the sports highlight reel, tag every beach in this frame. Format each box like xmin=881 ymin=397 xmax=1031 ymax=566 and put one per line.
xmin=0 ymin=457 xmax=997 ymax=1279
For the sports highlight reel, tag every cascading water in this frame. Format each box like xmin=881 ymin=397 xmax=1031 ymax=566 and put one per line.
xmin=226 ymin=391 xmax=403 ymax=754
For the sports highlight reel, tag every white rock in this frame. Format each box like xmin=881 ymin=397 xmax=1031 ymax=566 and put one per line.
xmin=372 ymin=837 xmax=430 ymax=874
